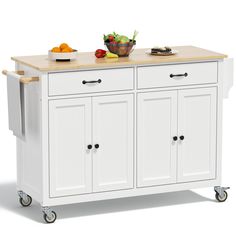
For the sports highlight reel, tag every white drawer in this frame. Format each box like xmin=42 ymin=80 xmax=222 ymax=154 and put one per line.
xmin=49 ymin=68 xmax=134 ymax=96
xmin=137 ymin=62 xmax=217 ymax=89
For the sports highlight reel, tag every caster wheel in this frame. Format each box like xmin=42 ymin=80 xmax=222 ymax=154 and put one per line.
xmin=19 ymin=195 xmax=32 ymax=207
xmin=215 ymin=191 xmax=228 ymax=202
xmin=43 ymin=211 xmax=57 ymax=223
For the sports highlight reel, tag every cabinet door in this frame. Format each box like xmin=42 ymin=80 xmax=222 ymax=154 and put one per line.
xmin=178 ymin=87 xmax=217 ymax=182
xmin=49 ymin=98 xmax=92 ymax=197
xmin=137 ymin=91 xmax=178 ymax=187
xmin=92 ymin=94 xmax=134 ymax=192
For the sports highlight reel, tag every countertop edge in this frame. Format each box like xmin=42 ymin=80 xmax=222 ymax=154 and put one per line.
xmin=11 ymin=55 xmax=227 ymax=72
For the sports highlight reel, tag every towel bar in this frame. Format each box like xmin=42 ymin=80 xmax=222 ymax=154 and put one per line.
xmin=2 ymin=70 xmax=39 ymax=84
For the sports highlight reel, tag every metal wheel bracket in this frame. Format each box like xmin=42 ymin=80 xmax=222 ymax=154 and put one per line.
xmin=42 ymin=206 xmax=54 ymax=219
xmin=214 ymin=186 xmax=230 ymax=198
xmin=18 ymin=190 xmax=29 ymax=202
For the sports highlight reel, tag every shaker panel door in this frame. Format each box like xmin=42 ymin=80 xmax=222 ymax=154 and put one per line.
xmin=177 ymin=87 xmax=217 ymax=182
xmin=49 ymin=98 xmax=92 ymax=197
xmin=137 ymin=91 xmax=178 ymax=187
xmin=92 ymin=94 xmax=134 ymax=192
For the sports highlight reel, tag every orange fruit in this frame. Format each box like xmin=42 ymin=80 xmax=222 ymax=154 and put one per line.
xmin=51 ymin=47 xmax=61 ymax=53
xmin=61 ymin=47 xmax=73 ymax=53
xmin=60 ymin=43 xmax=69 ymax=50
xmin=67 ymin=47 xmax=73 ymax=52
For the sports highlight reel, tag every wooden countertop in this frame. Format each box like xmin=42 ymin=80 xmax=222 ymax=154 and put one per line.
xmin=11 ymin=46 xmax=227 ymax=72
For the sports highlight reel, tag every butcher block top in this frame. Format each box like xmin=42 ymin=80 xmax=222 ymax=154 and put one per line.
xmin=11 ymin=46 xmax=227 ymax=72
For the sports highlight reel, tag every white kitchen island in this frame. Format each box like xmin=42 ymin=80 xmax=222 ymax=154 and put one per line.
xmin=3 ymin=46 xmax=233 ymax=223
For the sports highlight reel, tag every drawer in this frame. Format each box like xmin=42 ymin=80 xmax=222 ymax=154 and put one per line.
xmin=49 ymin=68 xmax=134 ymax=96
xmin=137 ymin=62 xmax=217 ymax=89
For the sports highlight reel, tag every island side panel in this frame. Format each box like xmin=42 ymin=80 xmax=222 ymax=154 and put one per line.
xmin=15 ymin=63 xmax=43 ymax=203
xmin=215 ymin=60 xmax=225 ymax=184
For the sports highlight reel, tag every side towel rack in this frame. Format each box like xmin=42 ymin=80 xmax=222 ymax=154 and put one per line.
xmin=2 ymin=70 xmax=39 ymax=84
xmin=2 ymin=69 xmax=39 ymax=138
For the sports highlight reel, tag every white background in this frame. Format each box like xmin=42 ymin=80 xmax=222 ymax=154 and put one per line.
xmin=0 ymin=0 xmax=235 ymax=234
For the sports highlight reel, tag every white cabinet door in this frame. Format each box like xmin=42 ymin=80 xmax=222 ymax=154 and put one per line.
xmin=177 ymin=87 xmax=217 ymax=182
xmin=92 ymin=94 xmax=134 ymax=192
xmin=137 ymin=91 xmax=178 ymax=187
xmin=49 ymin=98 xmax=92 ymax=197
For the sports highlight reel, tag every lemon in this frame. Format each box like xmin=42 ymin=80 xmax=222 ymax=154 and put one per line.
xmin=106 ymin=52 xmax=118 ymax=58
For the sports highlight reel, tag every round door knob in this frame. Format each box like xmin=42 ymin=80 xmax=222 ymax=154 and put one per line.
xmin=94 ymin=144 xmax=99 ymax=149
xmin=87 ymin=144 xmax=92 ymax=150
xmin=180 ymin=135 xmax=185 ymax=140
xmin=173 ymin=136 xmax=178 ymax=141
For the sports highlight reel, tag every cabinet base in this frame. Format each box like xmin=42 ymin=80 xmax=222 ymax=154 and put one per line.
xmin=35 ymin=179 xmax=220 ymax=207
xmin=17 ymin=180 xmax=230 ymax=223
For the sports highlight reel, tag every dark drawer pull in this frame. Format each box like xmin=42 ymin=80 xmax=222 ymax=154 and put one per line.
xmin=170 ymin=73 xmax=188 ymax=78
xmin=82 ymin=79 xmax=102 ymax=84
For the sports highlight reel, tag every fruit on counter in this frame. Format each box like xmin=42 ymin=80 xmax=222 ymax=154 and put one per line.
xmin=60 ymin=43 xmax=69 ymax=50
xmin=103 ymin=32 xmax=129 ymax=44
xmin=105 ymin=52 xmax=119 ymax=58
xmin=95 ymin=49 xmax=107 ymax=58
xmin=51 ymin=47 xmax=61 ymax=53
xmin=61 ymin=47 xmax=73 ymax=52
xmin=103 ymin=31 xmax=138 ymax=44
xmin=116 ymin=35 xmax=129 ymax=44
xmin=94 ymin=49 xmax=119 ymax=58
xmin=108 ymin=35 xmax=115 ymax=42
xmin=103 ymin=31 xmax=138 ymax=57
xmin=51 ymin=43 xmax=73 ymax=53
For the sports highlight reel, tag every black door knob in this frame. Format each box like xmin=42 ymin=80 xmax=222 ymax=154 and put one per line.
xmin=173 ymin=136 xmax=178 ymax=141
xmin=87 ymin=144 xmax=92 ymax=150
xmin=94 ymin=144 xmax=99 ymax=149
xmin=179 ymin=135 xmax=185 ymax=140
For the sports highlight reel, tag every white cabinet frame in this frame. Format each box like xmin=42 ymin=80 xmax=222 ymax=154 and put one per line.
xmin=14 ymin=59 xmax=231 ymax=211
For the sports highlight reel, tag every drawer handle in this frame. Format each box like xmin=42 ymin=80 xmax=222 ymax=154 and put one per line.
xmin=170 ymin=73 xmax=188 ymax=78
xmin=82 ymin=79 xmax=102 ymax=84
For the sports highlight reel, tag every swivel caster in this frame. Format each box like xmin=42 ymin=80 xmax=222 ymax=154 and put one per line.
xmin=18 ymin=191 xmax=32 ymax=207
xmin=214 ymin=186 xmax=230 ymax=202
xmin=42 ymin=207 xmax=57 ymax=223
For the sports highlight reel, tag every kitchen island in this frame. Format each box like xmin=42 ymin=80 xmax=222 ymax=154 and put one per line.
xmin=3 ymin=46 xmax=233 ymax=223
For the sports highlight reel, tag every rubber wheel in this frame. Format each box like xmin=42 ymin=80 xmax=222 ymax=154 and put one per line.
xmin=19 ymin=195 xmax=32 ymax=207
xmin=215 ymin=191 xmax=228 ymax=202
xmin=43 ymin=211 xmax=57 ymax=223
